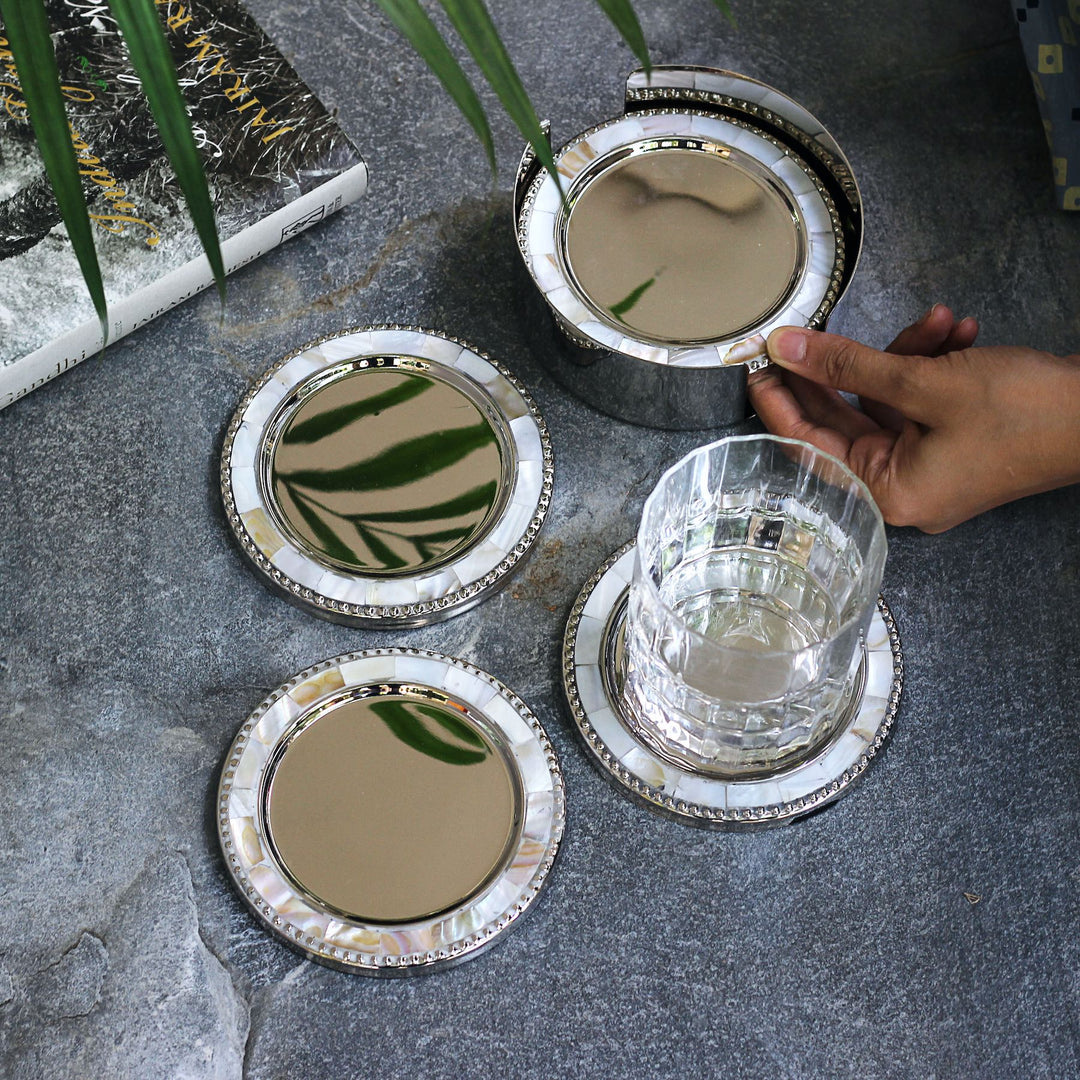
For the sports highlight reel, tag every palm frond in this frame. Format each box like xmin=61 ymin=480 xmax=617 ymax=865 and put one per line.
xmin=109 ymin=0 xmax=224 ymax=302
xmin=373 ymin=0 xmax=497 ymax=173
xmin=437 ymin=0 xmax=559 ymax=190
xmin=593 ymin=0 xmax=651 ymax=74
xmin=707 ymin=0 xmax=736 ymax=27
xmin=3 ymin=0 xmax=737 ymax=334
xmin=0 ymin=0 xmax=108 ymax=343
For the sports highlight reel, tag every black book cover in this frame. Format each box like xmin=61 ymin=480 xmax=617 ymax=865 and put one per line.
xmin=0 ymin=0 xmax=366 ymax=373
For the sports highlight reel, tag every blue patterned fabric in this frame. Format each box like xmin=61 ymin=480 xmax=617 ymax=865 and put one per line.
xmin=1015 ymin=1 xmax=1080 ymax=209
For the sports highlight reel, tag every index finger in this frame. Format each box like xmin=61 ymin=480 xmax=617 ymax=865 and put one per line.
xmin=766 ymin=327 xmax=940 ymax=424
xmin=746 ymin=364 xmax=855 ymax=463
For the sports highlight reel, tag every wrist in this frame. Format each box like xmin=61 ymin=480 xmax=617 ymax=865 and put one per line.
xmin=1015 ymin=351 xmax=1080 ymax=495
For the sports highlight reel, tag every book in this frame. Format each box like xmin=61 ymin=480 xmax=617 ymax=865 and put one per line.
xmin=0 ymin=0 xmax=368 ymax=409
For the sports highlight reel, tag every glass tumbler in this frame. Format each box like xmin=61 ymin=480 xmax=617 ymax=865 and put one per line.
xmin=622 ymin=435 xmax=887 ymax=777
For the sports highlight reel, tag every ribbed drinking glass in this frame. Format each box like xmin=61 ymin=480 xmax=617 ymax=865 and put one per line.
xmin=623 ymin=435 xmax=887 ymax=776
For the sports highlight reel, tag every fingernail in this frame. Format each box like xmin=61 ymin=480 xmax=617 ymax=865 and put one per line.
xmin=767 ymin=328 xmax=808 ymax=365
xmin=925 ymin=303 xmax=944 ymax=321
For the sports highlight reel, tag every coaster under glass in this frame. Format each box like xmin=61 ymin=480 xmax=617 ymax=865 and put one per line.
xmin=562 ymin=542 xmax=903 ymax=828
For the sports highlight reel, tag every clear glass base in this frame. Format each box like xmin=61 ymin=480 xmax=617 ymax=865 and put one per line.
xmin=609 ymin=599 xmax=867 ymax=781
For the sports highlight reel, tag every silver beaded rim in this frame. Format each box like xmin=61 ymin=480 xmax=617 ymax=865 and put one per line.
xmin=218 ymin=648 xmax=566 ymax=975
xmin=562 ymin=542 xmax=903 ymax=828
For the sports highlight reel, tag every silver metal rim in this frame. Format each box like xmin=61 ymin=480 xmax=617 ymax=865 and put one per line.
xmin=623 ymin=67 xmax=862 ymax=219
xmin=562 ymin=542 xmax=903 ymax=828
xmin=218 ymin=649 xmax=566 ymax=975
xmin=221 ymin=326 xmax=554 ymax=627
xmin=517 ymin=109 xmax=846 ymax=371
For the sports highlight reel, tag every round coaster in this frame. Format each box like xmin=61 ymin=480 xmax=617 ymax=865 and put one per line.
xmin=517 ymin=110 xmax=845 ymax=371
xmin=221 ymin=326 xmax=553 ymax=627
xmin=218 ymin=649 xmax=565 ymax=975
xmin=562 ymin=542 xmax=903 ymax=828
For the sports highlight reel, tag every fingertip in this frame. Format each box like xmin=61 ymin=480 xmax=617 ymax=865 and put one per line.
xmin=745 ymin=365 xmax=776 ymax=405
xmin=925 ymin=303 xmax=953 ymax=326
xmin=943 ymin=315 xmax=980 ymax=352
xmin=745 ymin=364 xmax=798 ymax=436
xmin=766 ymin=326 xmax=809 ymax=366
xmin=745 ymin=364 xmax=772 ymax=389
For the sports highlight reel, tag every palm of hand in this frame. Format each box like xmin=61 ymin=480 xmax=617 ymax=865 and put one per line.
xmin=749 ymin=306 xmax=1080 ymax=532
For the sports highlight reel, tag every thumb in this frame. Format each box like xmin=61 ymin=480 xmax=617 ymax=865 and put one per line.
xmin=766 ymin=327 xmax=936 ymax=423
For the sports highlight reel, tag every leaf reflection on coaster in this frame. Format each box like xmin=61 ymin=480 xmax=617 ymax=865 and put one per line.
xmin=270 ymin=368 xmax=503 ymax=576
xmin=368 ymin=699 xmax=490 ymax=767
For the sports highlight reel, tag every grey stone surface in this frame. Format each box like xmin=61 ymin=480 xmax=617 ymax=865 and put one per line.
xmin=1 ymin=1 xmax=1078 ymax=1077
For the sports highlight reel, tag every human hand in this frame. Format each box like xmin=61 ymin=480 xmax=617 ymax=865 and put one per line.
xmin=747 ymin=305 xmax=1080 ymax=532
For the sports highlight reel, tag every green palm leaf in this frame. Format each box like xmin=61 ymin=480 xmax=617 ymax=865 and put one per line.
xmin=609 ymin=275 xmax=656 ymax=319
xmin=415 ymin=703 xmax=487 ymax=748
xmin=707 ymin=0 xmax=736 ymax=26
xmin=288 ymin=487 xmax=360 ymax=566
xmin=355 ymin=523 xmax=409 ymax=569
xmin=593 ymin=0 xmax=650 ymax=74
xmin=372 ymin=0 xmax=496 ymax=173
xmin=109 ymin=0 xmax=225 ymax=302
xmin=437 ymin=0 xmax=559 ymax=190
xmin=404 ymin=524 xmax=473 ymax=545
xmin=0 ymin=0 xmax=108 ymax=343
xmin=352 ymin=481 xmax=499 ymax=524
xmin=413 ymin=539 xmax=438 ymax=562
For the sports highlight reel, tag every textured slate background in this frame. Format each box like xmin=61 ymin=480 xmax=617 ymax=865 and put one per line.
xmin=2 ymin=1 xmax=1078 ymax=1077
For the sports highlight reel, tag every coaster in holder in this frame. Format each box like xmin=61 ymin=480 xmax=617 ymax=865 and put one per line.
xmin=513 ymin=66 xmax=863 ymax=428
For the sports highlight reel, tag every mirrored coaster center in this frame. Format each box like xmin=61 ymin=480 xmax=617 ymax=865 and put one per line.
xmin=264 ymin=689 xmax=522 ymax=924
xmin=562 ymin=143 xmax=803 ymax=344
xmin=266 ymin=361 xmax=505 ymax=577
